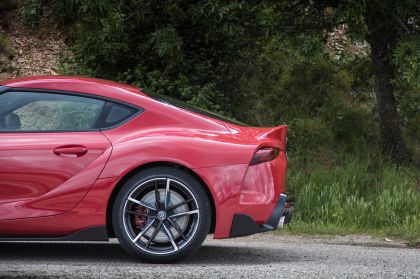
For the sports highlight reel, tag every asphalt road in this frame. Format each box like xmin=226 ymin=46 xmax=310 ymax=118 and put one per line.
xmin=0 ymin=234 xmax=418 ymax=279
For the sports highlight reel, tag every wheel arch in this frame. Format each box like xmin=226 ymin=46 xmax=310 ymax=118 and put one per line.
xmin=106 ymin=161 xmax=216 ymax=237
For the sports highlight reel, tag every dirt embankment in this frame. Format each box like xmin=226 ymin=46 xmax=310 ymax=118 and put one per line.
xmin=0 ymin=3 xmax=65 ymax=81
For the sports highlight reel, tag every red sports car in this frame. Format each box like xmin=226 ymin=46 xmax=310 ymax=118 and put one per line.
xmin=0 ymin=76 xmax=290 ymax=263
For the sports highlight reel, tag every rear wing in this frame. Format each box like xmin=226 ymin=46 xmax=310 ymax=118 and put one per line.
xmin=256 ymin=125 xmax=288 ymax=151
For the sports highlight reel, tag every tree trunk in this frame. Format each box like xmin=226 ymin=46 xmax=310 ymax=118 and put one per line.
xmin=367 ymin=32 xmax=411 ymax=164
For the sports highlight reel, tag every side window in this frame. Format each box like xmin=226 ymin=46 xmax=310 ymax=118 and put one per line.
xmin=98 ymin=102 xmax=139 ymax=129
xmin=0 ymin=92 xmax=105 ymax=131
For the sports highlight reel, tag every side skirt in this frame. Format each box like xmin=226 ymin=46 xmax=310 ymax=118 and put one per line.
xmin=0 ymin=226 xmax=109 ymax=242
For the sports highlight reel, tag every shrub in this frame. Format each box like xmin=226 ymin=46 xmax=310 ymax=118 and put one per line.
xmin=21 ymin=0 xmax=43 ymax=28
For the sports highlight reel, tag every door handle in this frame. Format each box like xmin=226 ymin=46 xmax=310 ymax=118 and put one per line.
xmin=54 ymin=145 xmax=88 ymax=158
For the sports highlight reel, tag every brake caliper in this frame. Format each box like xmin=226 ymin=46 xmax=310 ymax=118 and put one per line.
xmin=133 ymin=205 xmax=148 ymax=229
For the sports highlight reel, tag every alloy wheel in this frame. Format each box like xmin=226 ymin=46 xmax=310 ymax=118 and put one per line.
xmin=122 ymin=177 xmax=200 ymax=255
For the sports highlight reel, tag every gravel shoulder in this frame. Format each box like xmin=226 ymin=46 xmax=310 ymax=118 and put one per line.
xmin=0 ymin=233 xmax=418 ymax=279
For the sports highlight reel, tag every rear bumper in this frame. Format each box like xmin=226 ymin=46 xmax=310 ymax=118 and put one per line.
xmin=229 ymin=193 xmax=288 ymax=237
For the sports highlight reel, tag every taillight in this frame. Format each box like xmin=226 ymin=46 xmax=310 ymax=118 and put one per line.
xmin=250 ymin=147 xmax=280 ymax=165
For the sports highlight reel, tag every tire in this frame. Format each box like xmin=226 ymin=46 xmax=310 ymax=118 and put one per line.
xmin=112 ymin=167 xmax=211 ymax=263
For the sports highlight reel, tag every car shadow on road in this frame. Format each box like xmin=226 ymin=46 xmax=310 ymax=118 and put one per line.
xmin=0 ymin=242 xmax=304 ymax=265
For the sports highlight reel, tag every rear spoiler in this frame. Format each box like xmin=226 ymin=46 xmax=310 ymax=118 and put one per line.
xmin=224 ymin=123 xmax=288 ymax=151
xmin=257 ymin=125 xmax=288 ymax=151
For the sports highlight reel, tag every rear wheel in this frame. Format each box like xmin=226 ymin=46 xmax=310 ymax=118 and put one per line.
xmin=112 ymin=167 xmax=211 ymax=263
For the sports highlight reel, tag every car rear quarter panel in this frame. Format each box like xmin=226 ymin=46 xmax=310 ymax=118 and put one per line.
xmin=98 ymin=101 xmax=289 ymax=238
xmin=97 ymin=102 xmax=266 ymax=238
xmin=99 ymin=100 xmax=259 ymax=176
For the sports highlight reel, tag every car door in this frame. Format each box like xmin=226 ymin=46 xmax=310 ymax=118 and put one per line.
xmin=0 ymin=91 xmax=112 ymax=220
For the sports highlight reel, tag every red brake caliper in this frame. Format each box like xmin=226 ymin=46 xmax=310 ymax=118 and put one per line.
xmin=133 ymin=205 xmax=148 ymax=229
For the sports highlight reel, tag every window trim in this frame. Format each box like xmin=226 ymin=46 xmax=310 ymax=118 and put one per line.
xmin=0 ymin=87 xmax=144 ymax=133
xmin=94 ymin=101 xmax=139 ymax=130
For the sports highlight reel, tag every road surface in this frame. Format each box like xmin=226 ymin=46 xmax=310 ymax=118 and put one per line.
xmin=0 ymin=234 xmax=418 ymax=278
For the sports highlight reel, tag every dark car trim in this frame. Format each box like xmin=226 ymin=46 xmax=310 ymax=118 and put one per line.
xmin=229 ymin=193 xmax=287 ymax=238
xmin=0 ymin=226 xmax=108 ymax=242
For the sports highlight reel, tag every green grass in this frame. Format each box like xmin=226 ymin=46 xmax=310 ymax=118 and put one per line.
xmin=282 ymin=147 xmax=420 ymax=244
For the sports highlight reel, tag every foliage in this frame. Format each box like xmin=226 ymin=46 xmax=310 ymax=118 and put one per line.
xmin=393 ymin=38 xmax=420 ymax=156
xmin=21 ymin=0 xmax=43 ymax=28
xmin=265 ymin=0 xmax=419 ymax=163
xmin=394 ymin=38 xmax=420 ymax=89
xmin=56 ymin=0 xmax=274 ymax=114
xmin=55 ymin=1 xmax=419 ymax=135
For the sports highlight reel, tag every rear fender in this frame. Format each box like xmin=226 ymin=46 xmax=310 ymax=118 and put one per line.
xmin=99 ymin=135 xmax=256 ymax=178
